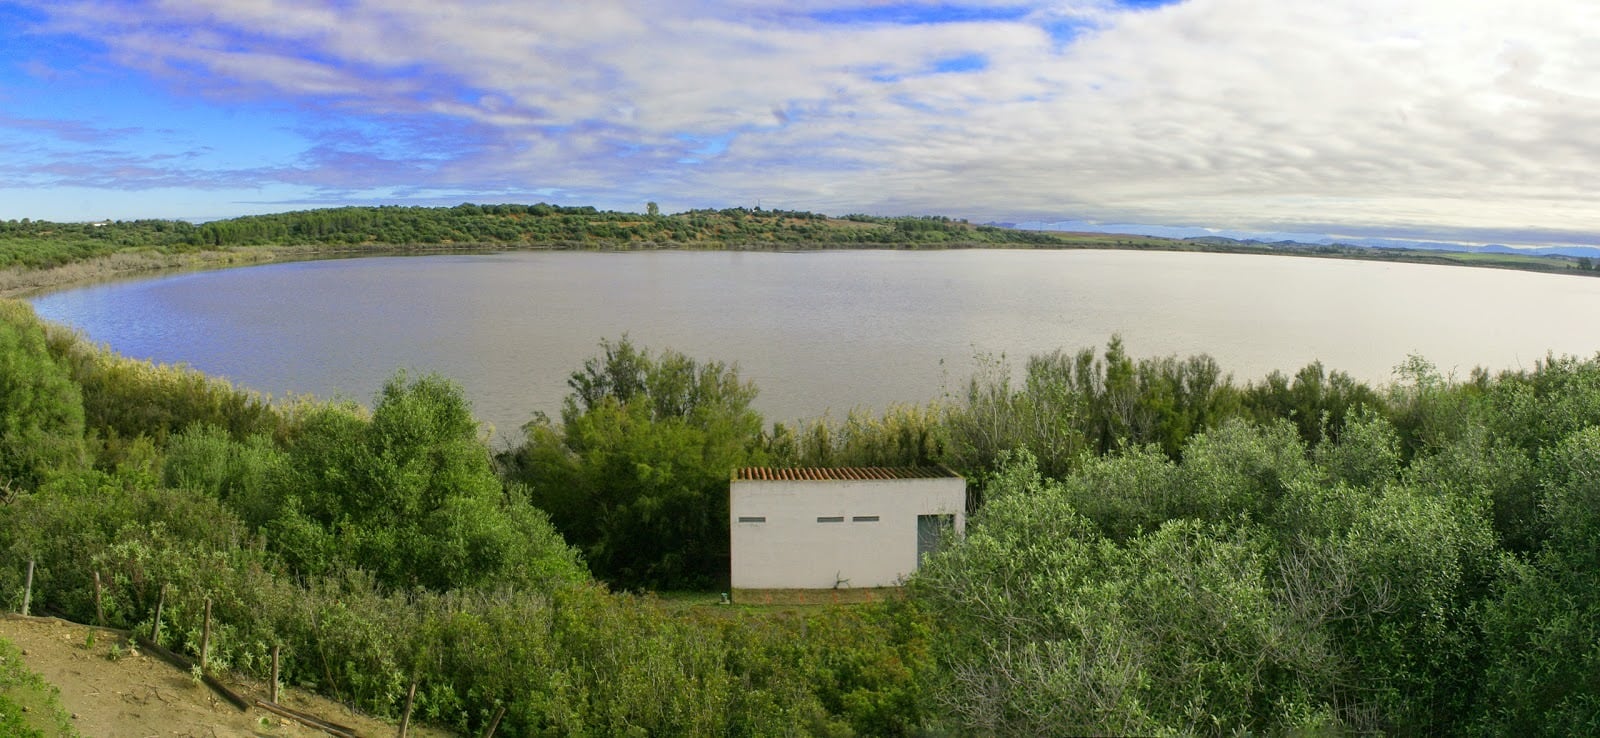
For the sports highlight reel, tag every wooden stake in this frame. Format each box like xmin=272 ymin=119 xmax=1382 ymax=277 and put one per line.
xmin=21 ymin=559 xmax=33 ymax=616
xmin=151 ymin=584 xmax=166 ymax=647
xmin=270 ymin=645 xmax=280 ymax=704
xmin=483 ymin=704 xmax=507 ymax=738
xmin=398 ymin=681 xmax=418 ymax=738
xmin=93 ymin=571 xmax=105 ymax=626
xmin=199 ymin=597 xmax=211 ymax=673
xmin=135 ymin=635 xmax=249 ymax=711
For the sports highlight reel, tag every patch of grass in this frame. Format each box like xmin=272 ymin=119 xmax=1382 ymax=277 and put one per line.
xmin=650 ymin=589 xmax=868 ymax=619
xmin=0 ymin=637 xmax=79 ymax=738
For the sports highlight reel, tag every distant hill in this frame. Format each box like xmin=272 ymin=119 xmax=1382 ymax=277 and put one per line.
xmin=0 ymin=204 xmax=1088 ymax=271
xmin=1300 ymin=236 xmax=1600 ymax=260
xmin=2 ymin=204 xmax=1596 ymax=279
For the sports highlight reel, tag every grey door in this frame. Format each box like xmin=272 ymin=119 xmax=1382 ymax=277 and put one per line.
xmin=917 ymin=514 xmax=954 ymax=563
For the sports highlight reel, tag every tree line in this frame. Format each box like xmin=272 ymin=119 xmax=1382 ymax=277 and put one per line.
xmin=0 ymin=204 xmax=1070 ymax=272
xmin=7 ymin=205 xmax=1596 ymax=280
xmin=4 ymin=297 xmax=1600 ymax=734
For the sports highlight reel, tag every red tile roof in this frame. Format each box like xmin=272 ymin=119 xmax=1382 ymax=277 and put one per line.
xmin=734 ymin=466 xmax=961 ymax=482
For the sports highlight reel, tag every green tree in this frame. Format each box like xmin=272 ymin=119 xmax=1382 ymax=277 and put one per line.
xmin=646 ymin=201 xmax=660 ymax=217
xmin=1293 ymin=483 xmax=1493 ymax=733
xmin=268 ymin=372 xmax=584 ymax=590
xmin=943 ymin=341 xmax=1244 ymax=479
xmin=1177 ymin=417 xmax=1312 ymax=523
xmin=0 ymin=302 xmax=85 ymax=490
xmin=765 ymin=403 xmax=947 ymax=468
xmin=501 ymin=338 xmax=764 ymax=589
xmin=1244 ymin=361 xmax=1382 ymax=446
xmin=911 ymin=452 xmax=1321 ymax=735
xmin=1478 ymin=426 xmax=1600 ymax=735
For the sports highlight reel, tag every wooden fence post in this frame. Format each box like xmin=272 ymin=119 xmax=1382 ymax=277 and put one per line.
xmin=482 ymin=704 xmax=507 ymax=738
xmin=398 ymin=681 xmax=418 ymax=738
xmin=151 ymin=584 xmax=166 ymax=647
xmin=21 ymin=559 xmax=33 ymax=616
xmin=270 ymin=645 xmax=281 ymax=703
xmin=199 ymin=597 xmax=212 ymax=673
xmin=93 ymin=571 xmax=105 ymax=626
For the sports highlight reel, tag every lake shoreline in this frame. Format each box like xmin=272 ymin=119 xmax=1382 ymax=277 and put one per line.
xmin=29 ymin=248 xmax=1600 ymax=439
xmin=6 ymin=237 xmax=1596 ymax=299
xmin=0 ymin=242 xmax=554 ymax=298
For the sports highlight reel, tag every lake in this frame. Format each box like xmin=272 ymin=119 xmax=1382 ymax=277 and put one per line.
xmin=27 ymin=249 xmax=1600 ymax=438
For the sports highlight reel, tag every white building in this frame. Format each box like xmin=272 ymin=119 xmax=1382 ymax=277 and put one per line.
xmin=729 ymin=466 xmax=966 ymax=592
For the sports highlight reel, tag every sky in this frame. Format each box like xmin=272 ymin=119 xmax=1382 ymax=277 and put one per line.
xmin=1 ymin=0 xmax=1597 ymax=248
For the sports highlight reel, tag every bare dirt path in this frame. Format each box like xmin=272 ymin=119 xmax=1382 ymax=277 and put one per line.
xmin=0 ymin=615 xmax=452 ymax=738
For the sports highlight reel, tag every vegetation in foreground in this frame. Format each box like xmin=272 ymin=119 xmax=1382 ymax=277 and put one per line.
xmin=2 ymin=203 xmax=1594 ymax=296
xmin=3 ymin=297 xmax=1600 ymax=734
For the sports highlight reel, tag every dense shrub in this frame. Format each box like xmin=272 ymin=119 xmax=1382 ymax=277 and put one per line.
xmin=0 ymin=301 xmax=85 ymax=489
xmin=501 ymin=338 xmax=766 ymax=590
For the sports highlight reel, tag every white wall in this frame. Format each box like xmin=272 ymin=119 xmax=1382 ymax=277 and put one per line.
xmin=730 ymin=477 xmax=966 ymax=589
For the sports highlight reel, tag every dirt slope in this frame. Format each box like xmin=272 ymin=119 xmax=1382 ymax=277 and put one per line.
xmin=0 ymin=615 xmax=452 ymax=738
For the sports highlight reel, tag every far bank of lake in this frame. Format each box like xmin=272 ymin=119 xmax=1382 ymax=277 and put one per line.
xmin=28 ymin=249 xmax=1600 ymax=437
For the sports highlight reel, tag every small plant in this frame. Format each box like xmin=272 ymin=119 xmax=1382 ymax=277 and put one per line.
xmin=82 ymin=631 xmax=96 ymax=650
xmin=106 ymin=643 xmax=123 ymax=662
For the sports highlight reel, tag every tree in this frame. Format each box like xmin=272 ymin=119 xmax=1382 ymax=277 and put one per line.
xmin=0 ymin=303 xmax=85 ymax=489
xmin=501 ymin=338 xmax=764 ymax=589
xmin=1478 ymin=426 xmax=1600 ymax=734
xmin=267 ymin=372 xmax=584 ymax=590
xmin=910 ymin=452 xmax=1319 ymax=735
xmin=646 ymin=201 xmax=660 ymax=217
xmin=1244 ymin=361 xmax=1382 ymax=447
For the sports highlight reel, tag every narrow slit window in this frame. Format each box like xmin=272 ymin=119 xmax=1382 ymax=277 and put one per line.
xmin=737 ymin=516 xmax=766 ymax=523
xmin=817 ymin=516 xmax=844 ymax=523
xmin=852 ymin=515 xmax=880 ymax=522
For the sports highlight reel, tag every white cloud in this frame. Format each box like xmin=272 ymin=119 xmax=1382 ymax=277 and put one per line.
xmin=16 ymin=0 xmax=1600 ymax=243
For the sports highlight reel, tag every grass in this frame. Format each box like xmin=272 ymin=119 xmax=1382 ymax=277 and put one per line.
xmin=649 ymin=589 xmax=902 ymax=620
xmin=0 ymin=636 xmax=79 ymax=738
xmin=654 ymin=588 xmax=906 ymax=612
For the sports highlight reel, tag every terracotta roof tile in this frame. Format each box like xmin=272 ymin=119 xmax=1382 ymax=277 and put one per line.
xmin=734 ymin=466 xmax=961 ymax=482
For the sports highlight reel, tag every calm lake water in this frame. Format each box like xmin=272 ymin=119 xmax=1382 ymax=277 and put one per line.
xmin=27 ymin=250 xmax=1600 ymax=438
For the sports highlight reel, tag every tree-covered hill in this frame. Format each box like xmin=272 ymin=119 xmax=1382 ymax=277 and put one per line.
xmin=190 ymin=204 xmax=1076 ymax=248
xmin=0 ymin=204 xmax=1067 ymax=271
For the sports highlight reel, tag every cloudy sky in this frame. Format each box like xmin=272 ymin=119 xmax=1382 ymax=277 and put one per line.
xmin=1 ymin=0 xmax=1596 ymax=247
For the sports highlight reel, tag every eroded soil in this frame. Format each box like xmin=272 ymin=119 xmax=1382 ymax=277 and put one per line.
xmin=0 ymin=615 xmax=451 ymax=738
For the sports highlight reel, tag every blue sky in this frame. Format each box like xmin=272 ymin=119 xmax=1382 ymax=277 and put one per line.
xmin=1 ymin=0 xmax=1597 ymax=248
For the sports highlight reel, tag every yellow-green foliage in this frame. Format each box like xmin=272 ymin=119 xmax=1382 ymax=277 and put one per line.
xmin=19 ymin=307 xmax=285 ymax=458
xmin=766 ymin=403 xmax=949 ymax=468
xmin=0 ymin=300 xmax=86 ymax=488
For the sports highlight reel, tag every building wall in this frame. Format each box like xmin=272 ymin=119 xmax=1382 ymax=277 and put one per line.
xmin=729 ymin=477 xmax=966 ymax=589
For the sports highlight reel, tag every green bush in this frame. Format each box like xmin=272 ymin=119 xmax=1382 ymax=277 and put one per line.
xmin=0 ymin=301 xmax=85 ymax=489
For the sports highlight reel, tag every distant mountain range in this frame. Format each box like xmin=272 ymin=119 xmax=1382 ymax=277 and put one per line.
xmin=987 ymin=221 xmax=1600 ymax=260
xmin=1338 ymin=238 xmax=1600 ymax=259
xmin=1182 ymin=235 xmax=1600 ymax=260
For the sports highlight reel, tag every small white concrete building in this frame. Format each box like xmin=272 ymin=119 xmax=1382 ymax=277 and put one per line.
xmin=730 ymin=466 xmax=966 ymax=591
